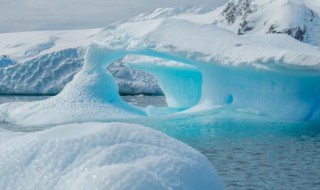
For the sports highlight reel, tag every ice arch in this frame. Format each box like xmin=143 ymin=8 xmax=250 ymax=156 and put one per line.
xmin=83 ymin=44 xmax=320 ymax=121
xmin=1 ymin=43 xmax=320 ymax=126
xmin=82 ymin=45 xmax=203 ymax=109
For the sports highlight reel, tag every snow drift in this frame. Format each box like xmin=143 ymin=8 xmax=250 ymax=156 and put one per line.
xmin=0 ymin=122 xmax=223 ymax=190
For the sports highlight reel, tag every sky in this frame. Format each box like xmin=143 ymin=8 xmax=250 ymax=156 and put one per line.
xmin=0 ymin=0 xmax=227 ymax=33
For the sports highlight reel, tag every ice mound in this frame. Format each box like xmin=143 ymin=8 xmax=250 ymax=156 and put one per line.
xmin=0 ymin=122 xmax=223 ymax=190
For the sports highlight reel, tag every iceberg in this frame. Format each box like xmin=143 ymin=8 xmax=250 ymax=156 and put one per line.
xmin=1 ymin=0 xmax=320 ymax=125
xmin=1 ymin=16 xmax=320 ymax=125
xmin=0 ymin=122 xmax=223 ymax=190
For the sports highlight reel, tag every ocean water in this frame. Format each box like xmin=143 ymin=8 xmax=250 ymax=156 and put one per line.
xmin=0 ymin=95 xmax=319 ymax=190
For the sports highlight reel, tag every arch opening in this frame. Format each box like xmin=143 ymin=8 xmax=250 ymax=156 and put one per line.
xmin=107 ymin=58 xmax=168 ymax=109
xmin=120 ymin=54 xmax=203 ymax=110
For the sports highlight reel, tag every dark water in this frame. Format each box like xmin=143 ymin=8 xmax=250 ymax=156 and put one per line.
xmin=0 ymin=95 xmax=320 ymax=190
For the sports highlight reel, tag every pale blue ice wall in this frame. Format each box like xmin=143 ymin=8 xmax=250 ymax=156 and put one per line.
xmin=198 ymin=63 xmax=320 ymax=121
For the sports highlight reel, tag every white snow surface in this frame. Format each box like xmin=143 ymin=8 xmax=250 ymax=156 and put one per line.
xmin=0 ymin=122 xmax=223 ymax=190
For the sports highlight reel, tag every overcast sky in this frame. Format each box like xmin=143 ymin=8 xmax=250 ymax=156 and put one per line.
xmin=0 ymin=0 xmax=227 ymax=33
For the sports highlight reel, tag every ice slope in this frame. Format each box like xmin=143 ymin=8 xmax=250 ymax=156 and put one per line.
xmin=0 ymin=29 xmax=162 ymax=95
xmin=0 ymin=122 xmax=223 ymax=190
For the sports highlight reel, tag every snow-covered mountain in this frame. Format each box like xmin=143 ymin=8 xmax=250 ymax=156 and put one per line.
xmin=213 ymin=0 xmax=320 ymax=45
xmin=0 ymin=0 xmax=320 ymax=96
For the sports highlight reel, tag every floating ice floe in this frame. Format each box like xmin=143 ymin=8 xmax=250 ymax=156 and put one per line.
xmin=0 ymin=122 xmax=223 ymax=190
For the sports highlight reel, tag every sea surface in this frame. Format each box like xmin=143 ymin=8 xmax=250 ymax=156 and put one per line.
xmin=0 ymin=95 xmax=319 ymax=190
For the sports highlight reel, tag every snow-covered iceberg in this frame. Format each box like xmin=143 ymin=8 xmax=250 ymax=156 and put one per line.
xmin=0 ymin=122 xmax=223 ymax=190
